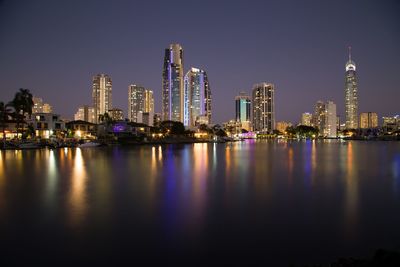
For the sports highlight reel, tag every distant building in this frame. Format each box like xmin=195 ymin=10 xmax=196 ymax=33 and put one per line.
xmin=128 ymin=84 xmax=154 ymax=125
xmin=344 ymin=47 xmax=358 ymax=129
xmin=108 ymin=108 xmax=124 ymax=121
xmin=162 ymin=43 xmax=184 ymax=122
xmin=92 ymin=74 xmax=112 ymax=123
xmin=359 ymin=112 xmax=378 ymax=128
xmin=276 ymin=121 xmax=292 ymax=133
xmin=235 ymin=92 xmax=251 ymax=131
xmin=183 ymin=67 xmax=212 ymax=126
xmin=312 ymin=100 xmax=325 ymax=130
xmin=252 ymin=83 xmax=275 ymax=133
xmin=323 ymin=101 xmax=337 ymax=138
xmin=301 ymin=112 xmax=312 ymax=126
xmin=33 ymin=96 xmax=53 ymax=114
xmin=223 ymin=120 xmax=243 ymax=136
xmin=74 ymin=105 xmax=96 ymax=123
xmin=382 ymin=115 xmax=400 ymax=133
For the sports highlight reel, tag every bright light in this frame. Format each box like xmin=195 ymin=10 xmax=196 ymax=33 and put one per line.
xmin=76 ymin=130 xmax=82 ymax=137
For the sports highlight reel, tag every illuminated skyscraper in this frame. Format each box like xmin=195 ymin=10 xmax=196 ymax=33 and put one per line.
xmin=128 ymin=84 xmax=154 ymax=125
xmin=345 ymin=47 xmax=358 ymax=129
xmin=162 ymin=43 xmax=184 ymax=122
xmin=92 ymin=74 xmax=112 ymax=123
xmin=252 ymin=83 xmax=275 ymax=133
xmin=323 ymin=101 xmax=337 ymax=138
xmin=235 ymin=92 xmax=251 ymax=131
xmin=183 ymin=68 xmax=211 ymax=127
xmin=312 ymin=100 xmax=325 ymax=130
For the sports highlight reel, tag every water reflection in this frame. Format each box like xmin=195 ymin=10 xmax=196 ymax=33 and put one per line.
xmin=344 ymin=142 xmax=359 ymax=238
xmin=45 ymin=150 xmax=58 ymax=211
xmin=68 ymin=148 xmax=87 ymax=227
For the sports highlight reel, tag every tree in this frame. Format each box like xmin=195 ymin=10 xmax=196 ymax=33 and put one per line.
xmin=160 ymin=120 xmax=186 ymax=135
xmin=0 ymin=101 xmax=13 ymax=145
xmin=9 ymin=88 xmax=34 ymax=139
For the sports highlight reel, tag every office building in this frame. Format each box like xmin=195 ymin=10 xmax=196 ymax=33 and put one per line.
xmin=92 ymin=74 xmax=112 ymax=123
xmin=252 ymin=83 xmax=275 ymax=133
xmin=183 ymin=67 xmax=212 ymax=126
xmin=162 ymin=43 xmax=184 ymax=122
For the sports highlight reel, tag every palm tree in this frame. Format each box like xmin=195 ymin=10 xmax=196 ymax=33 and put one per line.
xmin=0 ymin=101 xmax=13 ymax=146
xmin=10 ymin=88 xmax=34 ymax=139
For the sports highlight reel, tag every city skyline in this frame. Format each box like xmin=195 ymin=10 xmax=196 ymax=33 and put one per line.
xmin=0 ymin=0 xmax=399 ymax=124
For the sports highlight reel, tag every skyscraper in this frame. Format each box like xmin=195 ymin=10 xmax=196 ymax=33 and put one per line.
xmin=312 ymin=100 xmax=325 ymax=130
xmin=92 ymin=74 xmax=112 ymax=123
xmin=252 ymin=83 xmax=275 ymax=133
xmin=345 ymin=47 xmax=358 ymax=129
xmin=162 ymin=43 xmax=184 ymax=122
xmin=183 ymin=68 xmax=211 ymax=127
xmin=128 ymin=84 xmax=154 ymax=125
xmin=235 ymin=92 xmax=251 ymax=131
xmin=323 ymin=101 xmax=337 ymax=138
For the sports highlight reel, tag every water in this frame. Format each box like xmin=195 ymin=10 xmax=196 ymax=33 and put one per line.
xmin=0 ymin=140 xmax=400 ymax=266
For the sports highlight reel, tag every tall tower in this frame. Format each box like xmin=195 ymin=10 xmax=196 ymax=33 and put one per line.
xmin=183 ymin=68 xmax=212 ymax=127
xmin=252 ymin=83 xmax=275 ymax=133
xmin=235 ymin=92 xmax=251 ymax=131
xmin=162 ymin=43 xmax=184 ymax=122
xmin=92 ymin=74 xmax=112 ymax=123
xmin=128 ymin=84 xmax=145 ymax=122
xmin=344 ymin=47 xmax=358 ymax=129
xmin=128 ymin=85 xmax=154 ymax=124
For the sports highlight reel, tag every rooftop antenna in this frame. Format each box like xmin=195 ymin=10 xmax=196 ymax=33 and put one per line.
xmin=348 ymin=46 xmax=352 ymax=61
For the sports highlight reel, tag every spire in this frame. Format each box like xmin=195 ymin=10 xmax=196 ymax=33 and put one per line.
xmin=348 ymin=46 xmax=352 ymax=61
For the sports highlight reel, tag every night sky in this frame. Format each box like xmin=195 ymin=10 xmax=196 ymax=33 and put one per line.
xmin=0 ymin=0 xmax=399 ymax=124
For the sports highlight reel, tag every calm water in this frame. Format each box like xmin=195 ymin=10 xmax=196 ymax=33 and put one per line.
xmin=1 ymin=140 xmax=400 ymax=266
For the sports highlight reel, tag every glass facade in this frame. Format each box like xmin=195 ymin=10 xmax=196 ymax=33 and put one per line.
xmin=183 ymin=68 xmax=211 ymax=127
xmin=92 ymin=74 xmax=112 ymax=123
xmin=344 ymin=48 xmax=358 ymax=129
xmin=162 ymin=43 xmax=184 ymax=122
xmin=252 ymin=83 xmax=275 ymax=133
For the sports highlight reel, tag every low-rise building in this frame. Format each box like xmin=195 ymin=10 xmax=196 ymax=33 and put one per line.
xmin=29 ymin=113 xmax=66 ymax=138
xmin=66 ymin=120 xmax=97 ymax=139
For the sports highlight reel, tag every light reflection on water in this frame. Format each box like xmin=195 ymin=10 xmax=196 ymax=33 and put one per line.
xmin=0 ymin=140 xmax=400 ymax=266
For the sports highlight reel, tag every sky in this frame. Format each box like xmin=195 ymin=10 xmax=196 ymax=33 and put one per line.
xmin=0 ymin=0 xmax=399 ymax=124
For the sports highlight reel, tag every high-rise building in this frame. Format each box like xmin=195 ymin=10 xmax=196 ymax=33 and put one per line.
xmin=323 ymin=101 xmax=337 ymax=138
xmin=74 ymin=105 xmax=96 ymax=123
xmin=128 ymin=84 xmax=154 ymax=125
xmin=359 ymin=112 xmax=378 ymax=128
xmin=312 ymin=100 xmax=325 ymax=130
xmin=344 ymin=47 xmax=358 ymax=129
xmin=162 ymin=43 xmax=184 ymax=122
xmin=235 ymin=92 xmax=251 ymax=131
xmin=252 ymin=83 xmax=275 ymax=133
xmin=301 ymin=112 xmax=312 ymax=126
xmin=183 ymin=68 xmax=211 ymax=127
xmin=108 ymin=108 xmax=124 ymax=121
xmin=92 ymin=74 xmax=112 ymax=123
xmin=33 ymin=96 xmax=53 ymax=114
xmin=382 ymin=115 xmax=400 ymax=132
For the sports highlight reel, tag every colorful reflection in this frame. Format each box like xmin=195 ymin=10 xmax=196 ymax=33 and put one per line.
xmin=68 ymin=148 xmax=87 ymax=227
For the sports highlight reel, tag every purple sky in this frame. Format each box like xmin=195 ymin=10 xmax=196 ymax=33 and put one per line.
xmin=0 ymin=0 xmax=399 ymax=124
